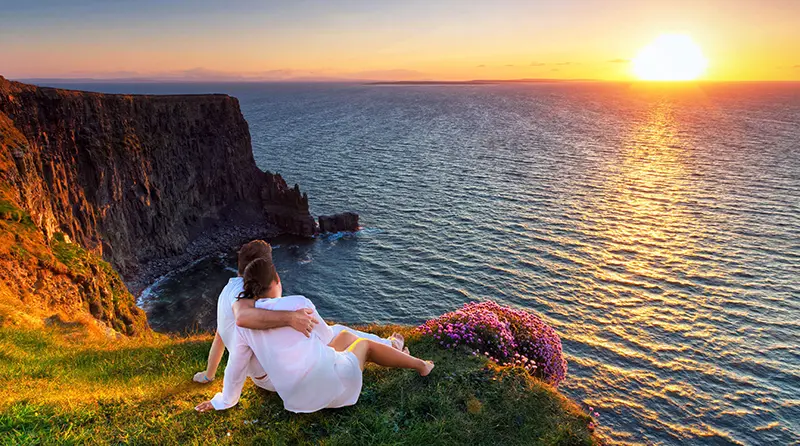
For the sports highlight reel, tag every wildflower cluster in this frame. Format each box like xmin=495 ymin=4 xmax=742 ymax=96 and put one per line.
xmin=417 ymin=301 xmax=568 ymax=386
xmin=587 ymin=406 xmax=600 ymax=431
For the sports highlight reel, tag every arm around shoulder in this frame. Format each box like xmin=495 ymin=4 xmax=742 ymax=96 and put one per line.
xmin=233 ymin=299 xmax=319 ymax=336
xmin=233 ymin=299 xmax=292 ymax=330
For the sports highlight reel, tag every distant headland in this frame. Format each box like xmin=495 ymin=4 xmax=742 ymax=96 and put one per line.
xmin=368 ymin=78 xmax=595 ymax=85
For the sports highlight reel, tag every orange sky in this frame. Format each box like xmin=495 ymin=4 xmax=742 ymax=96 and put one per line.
xmin=1 ymin=0 xmax=799 ymax=81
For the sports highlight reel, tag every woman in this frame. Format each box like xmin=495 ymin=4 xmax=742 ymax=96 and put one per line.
xmin=195 ymin=257 xmax=434 ymax=413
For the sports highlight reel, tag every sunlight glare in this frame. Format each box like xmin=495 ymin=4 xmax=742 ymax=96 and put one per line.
xmin=633 ymin=34 xmax=708 ymax=81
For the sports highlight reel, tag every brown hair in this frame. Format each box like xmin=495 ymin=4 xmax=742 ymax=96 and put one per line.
xmin=238 ymin=257 xmax=279 ymax=300
xmin=237 ymin=240 xmax=272 ymax=275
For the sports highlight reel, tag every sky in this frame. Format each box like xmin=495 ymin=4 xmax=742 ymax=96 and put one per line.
xmin=1 ymin=0 xmax=799 ymax=81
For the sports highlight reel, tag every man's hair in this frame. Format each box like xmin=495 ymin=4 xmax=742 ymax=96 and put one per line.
xmin=238 ymin=258 xmax=279 ymax=300
xmin=237 ymin=240 xmax=272 ymax=275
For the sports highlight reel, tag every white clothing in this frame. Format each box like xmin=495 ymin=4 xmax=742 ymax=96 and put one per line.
xmin=215 ymin=277 xmax=272 ymax=390
xmin=216 ymin=277 xmax=243 ymax=349
xmin=329 ymin=350 xmax=363 ymax=408
xmin=211 ymin=295 xmax=364 ymax=413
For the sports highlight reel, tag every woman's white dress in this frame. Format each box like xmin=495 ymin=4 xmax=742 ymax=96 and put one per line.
xmin=210 ymin=295 xmax=363 ymax=413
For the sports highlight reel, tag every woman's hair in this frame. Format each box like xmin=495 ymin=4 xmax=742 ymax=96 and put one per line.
xmin=238 ymin=257 xmax=279 ymax=300
xmin=237 ymin=240 xmax=273 ymax=275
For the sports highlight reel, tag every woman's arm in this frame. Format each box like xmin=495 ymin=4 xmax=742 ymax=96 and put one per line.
xmin=195 ymin=332 xmax=253 ymax=412
xmin=193 ymin=331 xmax=225 ymax=383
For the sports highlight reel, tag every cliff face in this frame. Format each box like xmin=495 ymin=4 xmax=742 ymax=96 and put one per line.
xmin=0 ymin=76 xmax=314 ymax=333
xmin=0 ymin=76 xmax=314 ymax=276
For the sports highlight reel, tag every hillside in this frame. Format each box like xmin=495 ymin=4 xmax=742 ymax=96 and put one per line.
xmin=0 ymin=324 xmax=598 ymax=445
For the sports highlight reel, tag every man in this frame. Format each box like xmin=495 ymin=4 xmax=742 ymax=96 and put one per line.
xmin=193 ymin=240 xmax=401 ymax=387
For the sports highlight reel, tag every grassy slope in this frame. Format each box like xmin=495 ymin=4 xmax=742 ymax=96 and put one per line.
xmin=0 ymin=196 xmax=147 ymax=335
xmin=1 ymin=324 xmax=598 ymax=446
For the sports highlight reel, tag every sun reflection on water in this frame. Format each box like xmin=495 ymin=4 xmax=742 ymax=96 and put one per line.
xmin=558 ymin=96 xmax=762 ymax=443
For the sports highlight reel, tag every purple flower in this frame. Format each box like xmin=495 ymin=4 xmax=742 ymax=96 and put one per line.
xmin=415 ymin=300 xmax=568 ymax=386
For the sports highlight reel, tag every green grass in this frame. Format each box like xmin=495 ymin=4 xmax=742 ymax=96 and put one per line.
xmin=0 ymin=325 xmax=598 ymax=446
xmin=47 ymin=232 xmax=146 ymax=335
xmin=0 ymin=198 xmax=34 ymax=230
xmin=51 ymin=232 xmax=87 ymax=274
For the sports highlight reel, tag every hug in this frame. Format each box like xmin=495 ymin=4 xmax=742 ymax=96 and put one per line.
xmin=195 ymin=240 xmax=434 ymax=413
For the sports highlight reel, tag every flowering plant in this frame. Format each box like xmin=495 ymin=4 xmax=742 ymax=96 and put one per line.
xmin=417 ymin=301 xmax=567 ymax=386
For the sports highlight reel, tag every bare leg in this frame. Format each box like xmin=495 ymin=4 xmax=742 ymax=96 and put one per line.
xmin=330 ymin=324 xmax=393 ymax=347
xmin=329 ymin=330 xmax=360 ymax=351
xmin=329 ymin=331 xmax=434 ymax=376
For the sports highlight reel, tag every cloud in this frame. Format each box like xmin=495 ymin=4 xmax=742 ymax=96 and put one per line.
xmin=530 ymin=62 xmax=546 ymax=66
xmin=794 ymin=64 xmax=800 ymax=69
xmin=505 ymin=64 xmax=515 ymax=67
xmin=20 ymin=67 xmax=431 ymax=82
xmin=550 ymin=68 xmax=560 ymax=72
xmin=476 ymin=64 xmax=486 ymax=68
xmin=344 ymin=69 xmax=429 ymax=80
xmin=608 ymin=58 xmax=630 ymax=64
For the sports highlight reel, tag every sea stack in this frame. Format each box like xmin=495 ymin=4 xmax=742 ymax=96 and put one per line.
xmin=318 ymin=212 xmax=359 ymax=233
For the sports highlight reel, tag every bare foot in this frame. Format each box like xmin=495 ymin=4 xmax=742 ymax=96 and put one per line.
xmin=419 ymin=360 xmax=435 ymax=377
xmin=403 ymin=347 xmax=410 ymax=355
xmin=389 ymin=333 xmax=405 ymax=351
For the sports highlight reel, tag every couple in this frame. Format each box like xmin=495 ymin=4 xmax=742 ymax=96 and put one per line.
xmin=195 ymin=240 xmax=434 ymax=413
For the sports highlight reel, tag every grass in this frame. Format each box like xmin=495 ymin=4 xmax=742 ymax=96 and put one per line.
xmin=0 ymin=324 xmax=598 ymax=446
xmin=0 ymin=198 xmax=34 ymax=230
xmin=0 ymin=218 xmax=148 ymax=335
xmin=50 ymin=232 xmax=88 ymax=274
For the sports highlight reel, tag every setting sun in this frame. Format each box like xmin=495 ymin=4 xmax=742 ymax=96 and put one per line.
xmin=632 ymin=34 xmax=708 ymax=81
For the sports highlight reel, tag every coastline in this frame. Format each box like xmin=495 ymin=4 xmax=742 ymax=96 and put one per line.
xmin=125 ymin=221 xmax=280 ymax=297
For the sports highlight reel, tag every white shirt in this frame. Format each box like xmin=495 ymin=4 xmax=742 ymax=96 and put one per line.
xmin=216 ymin=277 xmax=268 ymax=379
xmin=216 ymin=277 xmax=243 ymax=349
xmin=211 ymin=295 xmax=343 ymax=413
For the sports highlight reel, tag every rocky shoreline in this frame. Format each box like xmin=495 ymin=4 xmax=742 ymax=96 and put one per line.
xmin=126 ymin=221 xmax=282 ymax=297
xmin=128 ymin=209 xmax=365 ymax=297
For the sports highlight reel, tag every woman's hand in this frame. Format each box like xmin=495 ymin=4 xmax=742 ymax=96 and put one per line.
xmin=193 ymin=371 xmax=214 ymax=383
xmin=195 ymin=401 xmax=215 ymax=412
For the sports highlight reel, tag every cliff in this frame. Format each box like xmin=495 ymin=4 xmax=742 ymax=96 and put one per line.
xmin=0 ymin=76 xmax=314 ymax=333
xmin=0 ymin=76 xmax=315 ymax=275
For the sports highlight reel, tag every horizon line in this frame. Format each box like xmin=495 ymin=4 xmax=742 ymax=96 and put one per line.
xmin=9 ymin=76 xmax=800 ymax=85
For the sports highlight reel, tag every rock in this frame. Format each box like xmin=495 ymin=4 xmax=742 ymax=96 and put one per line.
xmin=318 ymin=212 xmax=359 ymax=233
xmin=261 ymin=174 xmax=318 ymax=237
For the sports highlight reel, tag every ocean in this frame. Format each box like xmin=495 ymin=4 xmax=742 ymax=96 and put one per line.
xmin=43 ymin=81 xmax=799 ymax=445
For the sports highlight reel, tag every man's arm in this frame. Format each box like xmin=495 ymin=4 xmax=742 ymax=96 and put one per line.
xmin=232 ymin=299 xmax=319 ymax=336
xmin=193 ymin=331 xmax=225 ymax=383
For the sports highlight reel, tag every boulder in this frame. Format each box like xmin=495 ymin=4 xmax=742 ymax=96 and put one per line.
xmin=318 ymin=212 xmax=359 ymax=233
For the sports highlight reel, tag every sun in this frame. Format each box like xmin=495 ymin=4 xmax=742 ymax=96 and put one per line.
xmin=632 ymin=34 xmax=708 ymax=81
